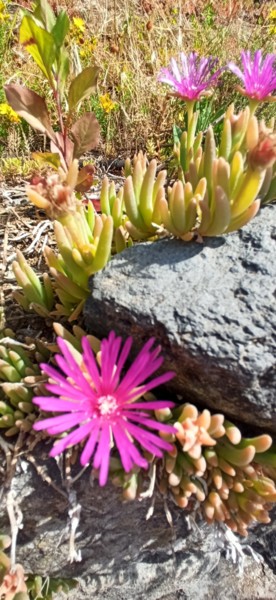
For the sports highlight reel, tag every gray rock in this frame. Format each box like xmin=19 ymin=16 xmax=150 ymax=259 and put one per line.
xmin=0 ymin=451 xmax=276 ymax=600
xmin=84 ymin=205 xmax=276 ymax=432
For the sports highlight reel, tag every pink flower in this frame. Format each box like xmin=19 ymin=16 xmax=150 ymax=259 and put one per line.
xmin=158 ymin=52 xmax=222 ymax=101
xmin=228 ymin=50 xmax=276 ymax=102
xmin=33 ymin=332 xmax=176 ymax=486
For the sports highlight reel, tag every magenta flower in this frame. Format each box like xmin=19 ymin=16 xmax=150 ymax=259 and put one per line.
xmin=33 ymin=332 xmax=176 ymax=486
xmin=228 ymin=50 xmax=276 ymax=102
xmin=158 ymin=52 xmax=222 ymax=101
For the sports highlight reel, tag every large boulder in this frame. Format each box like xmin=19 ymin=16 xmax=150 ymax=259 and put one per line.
xmin=0 ymin=451 xmax=275 ymax=599
xmin=84 ymin=205 xmax=276 ymax=432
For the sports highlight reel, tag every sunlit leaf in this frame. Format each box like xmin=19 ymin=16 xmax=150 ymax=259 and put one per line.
xmin=52 ymin=11 xmax=70 ymax=48
xmin=68 ymin=66 xmax=99 ymax=111
xmin=20 ymin=15 xmax=56 ymax=80
xmin=57 ymin=49 xmax=70 ymax=98
xmin=32 ymin=151 xmax=61 ymax=169
xmin=33 ymin=0 xmax=56 ymax=31
xmin=4 ymin=84 xmax=56 ymax=141
xmin=75 ymin=164 xmax=95 ymax=193
xmin=70 ymin=113 xmax=100 ymax=158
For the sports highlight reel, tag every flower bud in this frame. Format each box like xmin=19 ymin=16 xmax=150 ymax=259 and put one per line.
xmin=248 ymin=133 xmax=276 ymax=170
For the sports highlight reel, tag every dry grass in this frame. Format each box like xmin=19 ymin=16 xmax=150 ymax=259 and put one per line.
xmin=1 ymin=0 xmax=276 ymax=158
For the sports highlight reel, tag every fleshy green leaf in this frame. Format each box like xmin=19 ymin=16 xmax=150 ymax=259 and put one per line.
xmin=4 ymin=84 xmax=56 ymax=141
xmin=20 ymin=15 xmax=56 ymax=80
xmin=68 ymin=66 xmax=99 ymax=111
xmin=70 ymin=113 xmax=100 ymax=158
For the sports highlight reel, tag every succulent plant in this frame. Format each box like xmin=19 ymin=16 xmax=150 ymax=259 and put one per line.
xmin=22 ymin=155 xmax=114 ymax=317
xmin=12 ymin=251 xmax=55 ymax=317
xmin=165 ymin=108 xmax=276 ymax=238
xmin=100 ymin=175 xmax=133 ymax=253
xmin=154 ymin=403 xmax=276 ymax=536
xmin=122 ymin=112 xmax=276 ymax=242
xmin=158 ymin=178 xmax=204 ymax=240
xmin=0 ymin=329 xmax=49 ymax=436
xmin=26 ymin=160 xmax=80 ymax=219
xmin=51 ymin=321 xmax=100 ymax=356
xmin=13 ymin=207 xmax=113 ymax=320
xmin=123 ymin=155 xmax=167 ymax=240
xmin=44 ymin=205 xmax=113 ymax=284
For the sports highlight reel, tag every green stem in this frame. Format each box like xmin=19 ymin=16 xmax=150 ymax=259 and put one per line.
xmin=184 ymin=100 xmax=196 ymax=172
xmin=186 ymin=100 xmax=195 ymax=130
xmin=248 ymin=99 xmax=259 ymax=117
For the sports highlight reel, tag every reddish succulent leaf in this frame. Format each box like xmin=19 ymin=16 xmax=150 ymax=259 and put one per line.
xmin=70 ymin=113 xmax=100 ymax=158
xmin=4 ymin=84 xmax=56 ymax=141
xmin=75 ymin=164 xmax=95 ymax=193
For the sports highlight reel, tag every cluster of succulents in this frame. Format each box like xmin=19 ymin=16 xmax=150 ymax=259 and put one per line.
xmin=13 ymin=181 xmax=113 ymax=320
xmin=12 ymin=250 xmax=55 ymax=318
xmin=0 ymin=328 xmax=50 ymax=436
xmin=88 ymin=401 xmax=276 ymax=537
xmin=154 ymin=404 xmax=276 ymax=536
xmin=120 ymin=110 xmax=276 ymax=242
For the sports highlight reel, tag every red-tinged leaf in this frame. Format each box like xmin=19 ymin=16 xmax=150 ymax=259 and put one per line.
xmin=50 ymin=133 xmax=74 ymax=168
xmin=75 ymin=163 xmax=95 ymax=193
xmin=70 ymin=113 xmax=100 ymax=159
xmin=32 ymin=151 xmax=61 ymax=169
xmin=4 ymin=84 xmax=56 ymax=141
xmin=68 ymin=66 xmax=99 ymax=110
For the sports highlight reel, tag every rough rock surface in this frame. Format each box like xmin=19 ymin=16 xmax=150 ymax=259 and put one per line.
xmin=0 ymin=451 xmax=276 ymax=600
xmin=84 ymin=205 xmax=276 ymax=432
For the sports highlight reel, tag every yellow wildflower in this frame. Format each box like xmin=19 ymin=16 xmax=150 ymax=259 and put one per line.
xmin=79 ymin=37 xmax=97 ymax=59
xmin=0 ymin=0 xmax=9 ymax=22
xmin=269 ymin=9 xmax=276 ymax=35
xmin=0 ymin=103 xmax=20 ymax=123
xmin=72 ymin=17 xmax=85 ymax=32
xmin=99 ymin=94 xmax=116 ymax=114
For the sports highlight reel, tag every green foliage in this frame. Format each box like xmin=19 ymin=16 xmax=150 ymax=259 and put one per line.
xmin=5 ymin=0 xmax=100 ymax=180
xmin=153 ymin=403 xmax=276 ymax=537
xmin=25 ymin=574 xmax=78 ymax=599
xmin=68 ymin=66 xmax=100 ymax=111
xmin=0 ymin=326 xmax=48 ymax=435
